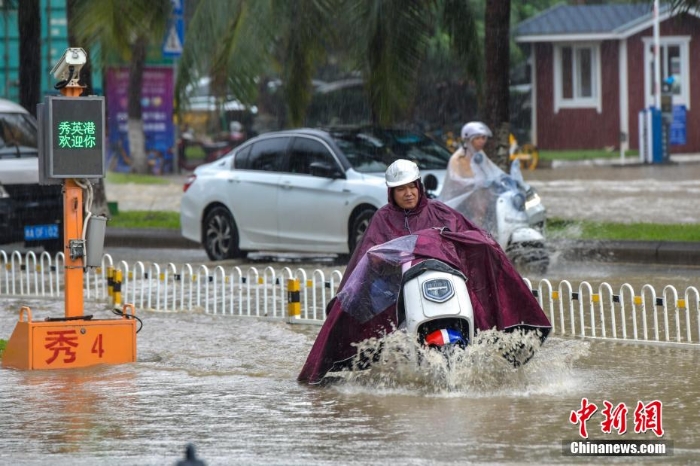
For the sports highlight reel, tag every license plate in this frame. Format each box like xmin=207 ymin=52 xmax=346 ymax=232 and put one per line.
xmin=24 ymin=224 xmax=60 ymax=241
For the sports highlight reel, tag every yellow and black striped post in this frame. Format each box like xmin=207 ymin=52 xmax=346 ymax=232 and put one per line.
xmin=107 ymin=266 xmax=115 ymax=300
xmin=287 ymin=278 xmax=300 ymax=320
xmin=113 ymin=269 xmax=123 ymax=307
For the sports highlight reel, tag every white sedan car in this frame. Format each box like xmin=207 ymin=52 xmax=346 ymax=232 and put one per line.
xmin=180 ymin=127 xmax=451 ymax=260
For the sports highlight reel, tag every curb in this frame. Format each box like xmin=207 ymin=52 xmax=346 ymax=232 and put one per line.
xmin=105 ymin=228 xmax=199 ymax=250
xmin=550 ymin=239 xmax=700 ymax=266
xmin=104 ymin=228 xmax=700 ymax=265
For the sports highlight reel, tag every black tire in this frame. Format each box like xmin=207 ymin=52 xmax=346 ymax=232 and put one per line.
xmin=203 ymin=206 xmax=247 ymax=261
xmin=349 ymin=208 xmax=376 ymax=253
xmin=507 ymin=242 xmax=549 ymax=275
xmin=336 ymin=208 xmax=376 ymax=264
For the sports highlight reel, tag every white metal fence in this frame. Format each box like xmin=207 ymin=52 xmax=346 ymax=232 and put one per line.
xmin=2 ymin=250 xmax=699 ymax=346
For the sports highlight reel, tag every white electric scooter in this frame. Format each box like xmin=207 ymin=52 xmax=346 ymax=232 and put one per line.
xmin=397 ymin=258 xmax=475 ymax=351
xmin=315 ymin=230 xmax=548 ymax=384
xmin=339 ymin=255 xmax=533 ymax=377
xmin=428 ymin=153 xmax=549 ymax=274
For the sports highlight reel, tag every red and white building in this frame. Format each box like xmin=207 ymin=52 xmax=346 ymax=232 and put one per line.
xmin=514 ymin=3 xmax=700 ymax=152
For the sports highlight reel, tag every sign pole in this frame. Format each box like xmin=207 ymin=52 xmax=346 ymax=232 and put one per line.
xmin=60 ymin=78 xmax=85 ymax=318
xmin=63 ymin=178 xmax=84 ymax=318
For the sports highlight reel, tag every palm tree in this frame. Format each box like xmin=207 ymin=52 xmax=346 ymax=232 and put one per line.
xmin=179 ymin=0 xmax=463 ymax=129
xmin=483 ymin=0 xmax=511 ymax=170
xmin=176 ymin=0 xmax=334 ymax=129
xmin=0 ymin=0 xmax=41 ymax=116
xmin=336 ymin=1 xmax=436 ymax=125
xmin=17 ymin=0 xmax=40 ymax=116
xmin=71 ymin=0 xmax=171 ymax=174
xmin=669 ymin=0 xmax=700 ymax=11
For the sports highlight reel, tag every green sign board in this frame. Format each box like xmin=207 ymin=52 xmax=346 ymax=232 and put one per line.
xmin=47 ymin=96 xmax=105 ymax=178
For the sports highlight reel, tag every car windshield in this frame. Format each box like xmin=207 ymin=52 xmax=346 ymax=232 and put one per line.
xmin=0 ymin=112 xmax=38 ymax=158
xmin=329 ymin=128 xmax=451 ymax=173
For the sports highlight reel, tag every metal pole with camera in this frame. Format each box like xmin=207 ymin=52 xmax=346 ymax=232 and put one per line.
xmin=2 ymin=48 xmax=138 ymax=370
xmin=51 ymin=47 xmax=92 ymax=318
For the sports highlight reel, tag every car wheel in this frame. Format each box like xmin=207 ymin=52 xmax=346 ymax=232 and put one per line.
xmin=203 ymin=206 xmax=246 ymax=261
xmin=349 ymin=208 xmax=376 ymax=255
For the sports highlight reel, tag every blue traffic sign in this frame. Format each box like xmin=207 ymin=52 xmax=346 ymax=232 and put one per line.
xmin=162 ymin=15 xmax=184 ymax=58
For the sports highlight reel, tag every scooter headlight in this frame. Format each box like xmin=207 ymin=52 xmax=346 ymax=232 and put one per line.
xmin=525 ymin=191 xmax=541 ymax=210
xmin=422 ymin=278 xmax=454 ymax=303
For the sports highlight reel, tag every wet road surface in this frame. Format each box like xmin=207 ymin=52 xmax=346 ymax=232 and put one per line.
xmin=2 ymin=160 xmax=699 ymax=464
xmin=523 ymin=160 xmax=700 ymax=224
xmin=2 ymin=295 xmax=698 ymax=465
xmin=106 ymin=159 xmax=700 ymax=226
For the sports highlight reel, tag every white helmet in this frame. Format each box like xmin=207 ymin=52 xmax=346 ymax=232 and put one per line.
xmin=385 ymin=159 xmax=421 ymax=188
xmin=461 ymin=121 xmax=492 ymax=140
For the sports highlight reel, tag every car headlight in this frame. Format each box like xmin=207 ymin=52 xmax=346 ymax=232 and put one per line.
xmin=0 ymin=184 xmax=9 ymax=199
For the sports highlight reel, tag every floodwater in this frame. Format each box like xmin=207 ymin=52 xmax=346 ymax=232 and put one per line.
xmin=2 ymin=161 xmax=700 ymax=464
xmin=2 ymin=294 xmax=699 ymax=465
xmin=523 ymin=160 xmax=700 ymax=224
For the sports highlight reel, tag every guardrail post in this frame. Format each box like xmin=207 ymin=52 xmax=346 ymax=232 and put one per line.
xmin=287 ymin=279 xmax=300 ymax=322
xmin=113 ymin=270 xmax=123 ymax=307
xmin=107 ymin=266 xmax=115 ymax=300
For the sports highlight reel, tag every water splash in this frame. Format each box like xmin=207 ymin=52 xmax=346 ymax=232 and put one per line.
xmin=330 ymin=329 xmax=590 ymax=397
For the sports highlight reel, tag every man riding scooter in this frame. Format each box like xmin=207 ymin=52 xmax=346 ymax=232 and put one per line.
xmin=439 ymin=122 xmax=549 ymax=273
xmin=297 ymin=160 xmax=551 ymax=385
xmin=441 ymin=122 xmax=494 ymax=227
xmin=338 ymin=159 xmax=486 ymax=288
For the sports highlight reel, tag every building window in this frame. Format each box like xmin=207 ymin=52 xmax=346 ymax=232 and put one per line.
xmin=643 ymin=36 xmax=690 ymax=109
xmin=554 ymin=43 xmax=601 ymax=113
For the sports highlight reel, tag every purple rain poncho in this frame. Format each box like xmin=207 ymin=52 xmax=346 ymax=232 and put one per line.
xmin=298 ymin=184 xmax=551 ymax=384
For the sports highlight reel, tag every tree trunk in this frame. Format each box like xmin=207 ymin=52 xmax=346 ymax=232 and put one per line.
xmin=18 ymin=0 xmax=40 ymax=116
xmin=483 ymin=0 xmax=511 ymax=171
xmin=127 ymin=36 xmax=149 ymax=174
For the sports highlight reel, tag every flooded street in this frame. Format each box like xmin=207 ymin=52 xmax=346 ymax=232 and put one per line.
xmin=2 ymin=294 xmax=699 ymax=465
xmin=106 ymin=158 xmax=700 ymax=226
xmin=523 ymin=160 xmax=700 ymax=224
xmin=3 ymin=161 xmax=700 ymax=465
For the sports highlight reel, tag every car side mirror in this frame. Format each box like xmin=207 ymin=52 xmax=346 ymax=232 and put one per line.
xmin=309 ymin=161 xmax=344 ymax=179
xmin=423 ymin=174 xmax=438 ymax=198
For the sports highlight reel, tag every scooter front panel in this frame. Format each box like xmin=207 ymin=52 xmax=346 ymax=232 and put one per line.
xmin=402 ymin=270 xmax=474 ymax=337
